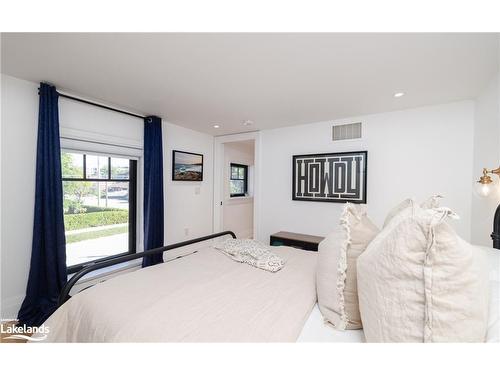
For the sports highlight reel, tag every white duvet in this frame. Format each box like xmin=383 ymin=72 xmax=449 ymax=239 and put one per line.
xmin=40 ymin=245 xmax=317 ymax=342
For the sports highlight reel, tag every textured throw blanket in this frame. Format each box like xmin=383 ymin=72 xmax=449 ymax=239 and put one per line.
xmin=214 ymin=239 xmax=285 ymax=272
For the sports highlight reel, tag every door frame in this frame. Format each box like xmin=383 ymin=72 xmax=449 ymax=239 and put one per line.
xmin=213 ymin=131 xmax=261 ymax=240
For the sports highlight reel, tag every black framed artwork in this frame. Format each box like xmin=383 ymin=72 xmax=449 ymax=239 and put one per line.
xmin=172 ymin=150 xmax=204 ymax=181
xmin=292 ymin=151 xmax=367 ymax=203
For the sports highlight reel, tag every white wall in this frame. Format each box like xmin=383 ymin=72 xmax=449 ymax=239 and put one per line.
xmin=470 ymin=37 xmax=500 ymax=246
xmin=471 ymin=73 xmax=500 ymax=246
xmin=222 ymin=141 xmax=254 ymax=238
xmin=164 ymin=123 xmax=214 ymax=244
xmin=258 ymin=101 xmax=475 ymax=244
xmin=0 ymin=74 xmax=214 ymax=318
xmin=1 ymin=75 xmax=39 ymax=319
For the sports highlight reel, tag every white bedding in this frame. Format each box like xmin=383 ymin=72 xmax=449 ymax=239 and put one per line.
xmin=297 ymin=304 xmax=365 ymax=342
xmin=40 ymin=245 xmax=317 ymax=342
xmin=37 ymin=242 xmax=500 ymax=343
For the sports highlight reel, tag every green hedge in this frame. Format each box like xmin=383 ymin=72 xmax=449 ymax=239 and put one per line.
xmin=82 ymin=205 xmax=125 ymax=213
xmin=64 ymin=210 xmax=129 ymax=231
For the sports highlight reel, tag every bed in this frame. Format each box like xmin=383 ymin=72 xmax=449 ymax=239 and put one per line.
xmin=38 ymin=232 xmax=499 ymax=343
xmin=43 ymin=232 xmax=318 ymax=342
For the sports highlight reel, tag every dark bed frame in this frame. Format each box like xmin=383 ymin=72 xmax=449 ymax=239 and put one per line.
xmin=492 ymin=205 xmax=500 ymax=250
xmin=59 ymin=230 xmax=236 ymax=307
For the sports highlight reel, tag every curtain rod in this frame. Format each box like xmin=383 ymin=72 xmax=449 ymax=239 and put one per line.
xmin=57 ymin=92 xmax=148 ymax=120
xmin=38 ymin=86 xmax=148 ymax=120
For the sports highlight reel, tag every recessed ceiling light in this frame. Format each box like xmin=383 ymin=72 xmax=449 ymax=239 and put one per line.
xmin=243 ymin=120 xmax=254 ymax=127
xmin=213 ymin=125 xmax=220 ymax=128
xmin=394 ymin=92 xmax=405 ymax=98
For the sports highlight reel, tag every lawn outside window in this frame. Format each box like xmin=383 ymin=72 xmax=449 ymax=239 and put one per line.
xmin=62 ymin=151 xmax=137 ymax=273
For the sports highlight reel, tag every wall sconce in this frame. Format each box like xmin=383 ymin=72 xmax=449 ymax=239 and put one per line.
xmin=475 ymin=167 xmax=500 ymax=197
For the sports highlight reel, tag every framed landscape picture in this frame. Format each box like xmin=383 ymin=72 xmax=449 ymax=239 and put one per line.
xmin=292 ymin=151 xmax=367 ymax=203
xmin=172 ymin=150 xmax=204 ymax=181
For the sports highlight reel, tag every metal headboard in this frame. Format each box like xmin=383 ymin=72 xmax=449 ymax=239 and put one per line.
xmin=59 ymin=230 xmax=236 ymax=306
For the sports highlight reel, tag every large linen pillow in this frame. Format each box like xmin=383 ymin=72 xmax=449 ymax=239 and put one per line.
xmin=358 ymin=201 xmax=490 ymax=342
xmin=382 ymin=198 xmax=413 ymax=228
xmin=317 ymin=203 xmax=379 ymax=330
xmin=382 ymin=195 xmax=445 ymax=228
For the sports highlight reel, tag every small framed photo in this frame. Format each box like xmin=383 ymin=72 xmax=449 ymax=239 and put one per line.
xmin=172 ymin=150 xmax=204 ymax=181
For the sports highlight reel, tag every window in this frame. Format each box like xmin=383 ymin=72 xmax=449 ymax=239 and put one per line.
xmin=62 ymin=151 xmax=137 ymax=273
xmin=230 ymin=163 xmax=248 ymax=197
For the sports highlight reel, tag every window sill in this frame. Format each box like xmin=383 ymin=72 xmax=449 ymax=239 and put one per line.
xmin=68 ymin=259 xmax=142 ymax=285
xmin=226 ymin=196 xmax=253 ymax=205
xmin=67 ymin=244 xmax=206 ymax=286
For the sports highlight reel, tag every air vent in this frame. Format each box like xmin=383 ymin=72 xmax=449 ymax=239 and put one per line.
xmin=332 ymin=122 xmax=362 ymax=141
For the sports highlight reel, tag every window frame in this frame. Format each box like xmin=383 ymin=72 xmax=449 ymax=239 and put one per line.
xmin=229 ymin=163 xmax=248 ymax=198
xmin=62 ymin=152 xmax=137 ymax=274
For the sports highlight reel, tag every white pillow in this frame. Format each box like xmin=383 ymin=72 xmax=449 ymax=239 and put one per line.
xmin=383 ymin=195 xmax=447 ymax=228
xmin=382 ymin=198 xmax=413 ymax=228
xmin=358 ymin=201 xmax=490 ymax=342
xmin=316 ymin=203 xmax=379 ymax=330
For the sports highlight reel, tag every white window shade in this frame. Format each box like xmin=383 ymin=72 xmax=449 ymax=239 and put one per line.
xmin=60 ymin=128 xmax=142 ymax=159
xmin=59 ymin=96 xmax=144 ymax=158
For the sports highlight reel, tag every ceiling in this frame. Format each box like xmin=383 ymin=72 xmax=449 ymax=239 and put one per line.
xmin=1 ymin=33 xmax=499 ymax=135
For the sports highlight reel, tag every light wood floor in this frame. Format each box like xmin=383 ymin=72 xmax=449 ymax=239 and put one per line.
xmin=0 ymin=321 xmax=29 ymax=343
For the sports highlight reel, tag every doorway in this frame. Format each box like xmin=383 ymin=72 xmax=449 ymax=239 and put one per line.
xmin=213 ymin=132 xmax=260 ymax=240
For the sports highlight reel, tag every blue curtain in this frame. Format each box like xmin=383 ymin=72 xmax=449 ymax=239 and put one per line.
xmin=142 ymin=116 xmax=164 ymax=267
xmin=17 ymin=83 xmax=67 ymax=327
